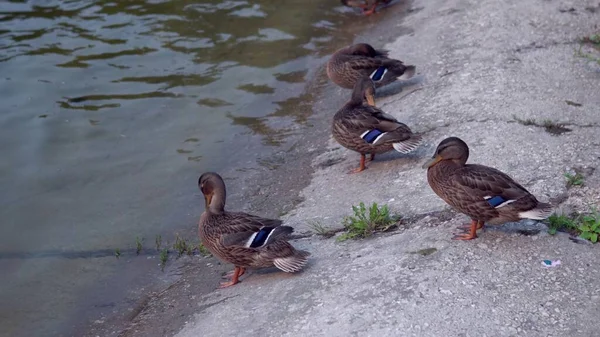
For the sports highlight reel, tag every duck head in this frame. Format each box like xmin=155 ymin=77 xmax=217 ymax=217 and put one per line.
xmin=422 ymin=137 xmax=469 ymax=169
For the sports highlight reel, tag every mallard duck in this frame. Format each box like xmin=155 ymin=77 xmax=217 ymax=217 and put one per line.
xmin=198 ymin=172 xmax=310 ymax=288
xmin=341 ymin=0 xmax=392 ymax=15
xmin=326 ymin=43 xmax=416 ymax=90
xmin=332 ymin=76 xmax=423 ymax=174
xmin=422 ymin=137 xmax=553 ymax=240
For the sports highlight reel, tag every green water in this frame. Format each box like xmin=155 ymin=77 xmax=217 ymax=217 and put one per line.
xmin=0 ymin=0 xmax=360 ymax=336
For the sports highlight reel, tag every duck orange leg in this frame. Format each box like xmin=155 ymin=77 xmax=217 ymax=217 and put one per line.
xmin=348 ymin=154 xmax=367 ymax=174
xmin=369 ymin=153 xmax=376 ymax=161
xmin=457 ymin=220 xmax=484 ymax=231
xmin=363 ymin=3 xmax=378 ymax=15
xmin=222 ymin=267 xmax=246 ymax=279
xmin=452 ymin=219 xmax=480 ymax=240
xmin=219 ymin=266 xmax=245 ymax=288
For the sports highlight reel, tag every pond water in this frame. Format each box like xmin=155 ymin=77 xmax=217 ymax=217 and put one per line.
xmin=0 ymin=0 xmax=362 ymax=336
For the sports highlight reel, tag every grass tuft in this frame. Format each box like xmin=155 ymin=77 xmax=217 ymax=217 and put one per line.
xmin=155 ymin=235 xmax=162 ymax=251
xmin=337 ymin=202 xmax=399 ymax=241
xmin=546 ymin=208 xmax=600 ymax=243
xmin=159 ymin=248 xmax=169 ymax=271
xmin=173 ymin=234 xmax=191 ymax=257
xmin=575 ymin=33 xmax=600 ymax=65
xmin=564 ymin=172 xmax=585 ymax=188
xmin=135 ymin=236 xmax=143 ymax=255
xmin=308 ymin=220 xmax=337 ymax=238
xmin=197 ymin=243 xmax=212 ymax=257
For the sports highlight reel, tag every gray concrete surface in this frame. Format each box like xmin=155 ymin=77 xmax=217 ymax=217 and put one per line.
xmin=175 ymin=0 xmax=600 ymax=336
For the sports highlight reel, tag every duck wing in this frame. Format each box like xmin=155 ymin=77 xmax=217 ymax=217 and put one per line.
xmin=448 ymin=164 xmax=538 ymax=218
xmin=213 ymin=212 xmax=292 ymax=249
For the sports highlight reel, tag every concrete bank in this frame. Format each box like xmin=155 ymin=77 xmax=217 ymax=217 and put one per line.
xmin=176 ymin=0 xmax=600 ymax=336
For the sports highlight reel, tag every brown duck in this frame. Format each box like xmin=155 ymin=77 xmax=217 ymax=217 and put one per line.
xmin=423 ymin=137 xmax=553 ymax=240
xmin=341 ymin=0 xmax=392 ymax=15
xmin=332 ymin=76 xmax=422 ymax=173
xmin=198 ymin=172 xmax=310 ymax=288
xmin=326 ymin=43 xmax=416 ymax=91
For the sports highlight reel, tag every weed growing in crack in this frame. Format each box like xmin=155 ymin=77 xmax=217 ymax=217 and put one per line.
xmin=564 ymin=172 xmax=585 ymax=188
xmin=308 ymin=220 xmax=337 ymax=238
xmin=115 ymin=248 xmax=121 ymax=259
xmin=173 ymin=234 xmax=191 ymax=257
xmin=135 ymin=236 xmax=143 ymax=255
xmin=155 ymin=235 xmax=162 ymax=251
xmin=197 ymin=243 xmax=212 ymax=257
xmin=512 ymin=115 xmax=572 ymax=135
xmin=546 ymin=208 xmax=600 ymax=243
xmin=159 ymin=248 xmax=169 ymax=271
xmin=541 ymin=119 xmax=572 ymax=135
xmin=579 ymin=210 xmax=600 ymax=243
xmin=513 ymin=115 xmax=537 ymax=126
xmin=337 ymin=202 xmax=399 ymax=241
xmin=547 ymin=213 xmax=578 ymax=235
xmin=575 ymin=33 xmax=600 ymax=65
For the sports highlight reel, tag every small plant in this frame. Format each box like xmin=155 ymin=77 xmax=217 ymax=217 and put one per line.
xmin=564 ymin=172 xmax=584 ymax=187
xmin=135 ymin=236 xmax=143 ymax=255
xmin=575 ymin=34 xmax=600 ymax=65
xmin=173 ymin=234 xmax=190 ymax=257
xmin=308 ymin=220 xmax=335 ymax=238
xmin=155 ymin=235 xmax=162 ymax=251
xmin=337 ymin=202 xmax=399 ymax=241
xmin=546 ymin=213 xmax=577 ymax=235
xmin=512 ymin=115 xmax=571 ymax=135
xmin=197 ymin=243 xmax=212 ymax=257
xmin=159 ymin=248 xmax=169 ymax=271
xmin=115 ymin=248 xmax=121 ymax=259
xmin=513 ymin=115 xmax=537 ymax=126
xmin=578 ymin=210 xmax=600 ymax=243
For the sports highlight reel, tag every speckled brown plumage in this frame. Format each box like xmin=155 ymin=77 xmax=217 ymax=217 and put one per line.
xmin=326 ymin=43 xmax=415 ymax=90
xmin=332 ymin=77 xmax=422 ymax=173
xmin=423 ymin=137 xmax=553 ymax=240
xmin=198 ymin=172 xmax=310 ymax=287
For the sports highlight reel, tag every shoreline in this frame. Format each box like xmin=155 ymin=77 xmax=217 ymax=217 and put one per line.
xmin=90 ymin=0 xmax=600 ymax=336
xmin=80 ymin=2 xmax=413 ymax=336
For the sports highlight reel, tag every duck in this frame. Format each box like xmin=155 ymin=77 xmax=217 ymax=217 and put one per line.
xmin=422 ymin=137 xmax=553 ymax=240
xmin=341 ymin=0 xmax=392 ymax=15
xmin=326 ymin=43 xmax=416 ymax=90
xmin=332 ymin=76 xmax=423 ymax=174
xmin=198 ymin=172 xmax=310 ymax=288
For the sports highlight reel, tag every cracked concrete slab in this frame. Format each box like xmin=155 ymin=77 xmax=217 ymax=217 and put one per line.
xmin=175 ymin=0 xmax=600 ymax=336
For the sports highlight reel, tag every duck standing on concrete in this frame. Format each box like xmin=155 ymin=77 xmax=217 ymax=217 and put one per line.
xmin=423 ymin=137 xmax=553 ymax=240
xmin=198 ymin=172 xmax=310 ymax=288
xmin=326 ymin=43 xmax=415 ymax=92
xmin=341 ymin=0 xmax=392 ymax=16
xmin=332 ymin=76 xmax=422 ymax=174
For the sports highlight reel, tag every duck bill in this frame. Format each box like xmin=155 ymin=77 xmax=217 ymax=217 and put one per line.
xmin=422 ymin=155 xmax=443 ymax=169
xmin=204 ymin=194 xmax=213 ymax=210
xmin=366 ymin=92 xmax=376 ymax=106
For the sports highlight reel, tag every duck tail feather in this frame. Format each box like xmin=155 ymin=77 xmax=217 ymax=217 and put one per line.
xmin=519 ymin=202 xmax=553 ymax=220
xmin=392 ymin=134 xmax=423 ymax=154
xmin=273 ymin=250 xmax=310 ymax=273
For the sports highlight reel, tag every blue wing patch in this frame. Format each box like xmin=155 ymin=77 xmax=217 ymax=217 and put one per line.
xmin=361 ymin=129 xmax=383 ymax=144
xmin=486 ymin=196 xmax=507 ymax=208
xmin=249 ymin=227 xmax=273 ymax=248
xmin=370 ymin=66 xmax=387 ymax=81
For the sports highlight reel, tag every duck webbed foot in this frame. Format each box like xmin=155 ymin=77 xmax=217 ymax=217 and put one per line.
xmin=363 ymin=4 xmax=378 ymax=15
xmin=219 ymin=266 xmax=245 ymax=288
xmin=452 ymin=220 xmax=481 ymax=240
xmin=348 ymin=154 xmax=367 ymax=174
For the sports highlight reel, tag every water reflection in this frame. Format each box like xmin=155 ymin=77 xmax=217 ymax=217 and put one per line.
xmin=0 ymin=0 xmax=358 ymax=335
